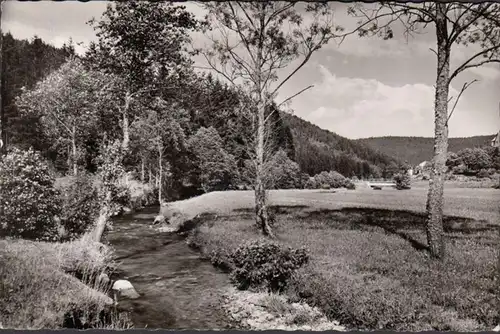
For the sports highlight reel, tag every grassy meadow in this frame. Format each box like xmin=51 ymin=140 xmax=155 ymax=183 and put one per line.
xmin=183 ymin=184 xmax=500 ymax=331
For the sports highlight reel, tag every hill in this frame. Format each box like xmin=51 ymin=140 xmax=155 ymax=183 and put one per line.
xmin=355 ymin=135 xmax=495 ymax=166
xmin=281 ymin=113 xmax=402 ymax=179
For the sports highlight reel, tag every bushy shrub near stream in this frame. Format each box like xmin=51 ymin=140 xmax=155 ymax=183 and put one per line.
xmin=58 ymin=175 xmax=100 ymax=241
xmin=230 ymin=241 xmax=309 ymax=292
xmin=0 ymin=148 xmax=62 ymax=241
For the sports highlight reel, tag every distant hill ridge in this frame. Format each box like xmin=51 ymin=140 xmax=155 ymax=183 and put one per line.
xmin=355 ymin=135 xmax=495 ymax=166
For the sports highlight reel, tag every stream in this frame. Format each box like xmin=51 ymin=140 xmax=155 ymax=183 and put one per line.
xmin=106 ymin=206 xmax=235 ymax=330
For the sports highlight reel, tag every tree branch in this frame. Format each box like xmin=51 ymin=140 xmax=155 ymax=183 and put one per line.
xmin=446 ymin=79 xmax=478 ymax=125
xmin=448 ymin=44 xmax=500 ymax=84
xmin=276 ymin=85 xmax=314 ymax=108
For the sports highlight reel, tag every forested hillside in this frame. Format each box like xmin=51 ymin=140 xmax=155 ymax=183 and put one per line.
xmin=1 ymin=33 xmax=76 ymax=152
xmin=356 ymin=135 xmax=495 ymax=166
xmin=282 ymin=113 xmax=402 ymax=178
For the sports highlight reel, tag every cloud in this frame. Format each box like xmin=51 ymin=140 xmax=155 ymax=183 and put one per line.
xmin=295 ymin=65 xmax=482 ymax=139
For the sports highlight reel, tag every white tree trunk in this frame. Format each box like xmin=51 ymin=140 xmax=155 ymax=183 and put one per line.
xmin=158 ymin=149 xmax=163 ymax=205
xmin=122 ymin=92 xmax=132 ymax=152
xmin=425 ymin=3 xmax=450 ymax=260
xmin=71 ymin=127 xmax=78 ymax=176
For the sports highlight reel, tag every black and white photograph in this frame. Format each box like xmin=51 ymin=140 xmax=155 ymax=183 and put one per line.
xmin=0 ymin=0 xmax=499 ymax=331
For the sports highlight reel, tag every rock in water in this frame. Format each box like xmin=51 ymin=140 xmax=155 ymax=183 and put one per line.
xmin=112 ymin=279 xmax=140 ymax=300
xmin=153 ymin=214 xmax=166 ymax=225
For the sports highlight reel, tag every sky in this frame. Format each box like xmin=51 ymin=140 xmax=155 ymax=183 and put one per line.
xmin=2 ymin=1 xmax=499 ymax=139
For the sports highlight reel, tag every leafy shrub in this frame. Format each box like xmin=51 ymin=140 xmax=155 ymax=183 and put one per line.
xmin=457 ymin=148 xmax=492 ymax=172
xmin=264 ymin=149 xmax=302 ymax=189
xmin=476 ymin=169 xmax=490 ymax=179
xmin=394 ymin=172 xmax=411 ymax=190
xmin=303 ymin=170 xmax=354 ymax=189
xmin=452 ymin=164 xmax=467 ymax=175
xmin=0 ymin=148 xmax=62 ymax=241
xmin=229 ymin=240 xmax=309 ymax=292
xmin=59 ymin=175 xmax=100 ymax=241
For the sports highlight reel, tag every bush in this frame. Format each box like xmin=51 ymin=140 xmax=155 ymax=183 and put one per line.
xmin=264 ymin=149 xmax=302 ymax=189
xmin=229 ymin=240 xmax=309 ymax=292
xmin=477 ymin=169 xmax=490 ymax=179
xmin=58 ymin=175 xmax=100 ymax=241
xmin=0 ymin=148 xmax=62 ymax=241
xmin=303 ymin=171 xmax=354 ymax=190
xmin=452 ymin=164 xmax=467 ymax=175
xmin=394 ymin=172 xmax=411 ymax=190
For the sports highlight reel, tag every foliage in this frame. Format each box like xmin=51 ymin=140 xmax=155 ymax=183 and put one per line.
xmin=1 ymin=32 xmax=74 ymax=155
xmin=95 ymin=140 xmax=127 ymax=216
xmin=15 ymin=58 xmax=115 ymax=175
xmin=394 ymin=172 xmax=411 ymax=190
xmin=187 ymin=126 xmax=239 ymax=192
xmin=86 ymin=1 xmax=202 ymax=91
xmin=58 ymin=174 xmax=100 ymax=241
xmin=229 ymin=240 xmax=309 ymax=292
xmin=304 ymin=170 xmax=355 ymax=189
xmin=457 ymin=148 xmax=492 ymax=172
xmin=264 ymin=149 xmax=302 ymax=189
xmin=0 ymin=148 xmax=62 ymax=241
xmin=242 ymin=149 xmax=302 ymax=189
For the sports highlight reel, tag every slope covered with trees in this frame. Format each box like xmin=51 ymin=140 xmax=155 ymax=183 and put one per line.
xmin=282 ymin=113 xmax=402 ymax=179
xmin=356 ymin=135 xmax=494 ymax=166
xmin=1 ymin=33 xmax=75 ymax=154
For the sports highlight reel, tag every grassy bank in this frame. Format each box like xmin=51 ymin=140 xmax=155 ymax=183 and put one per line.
xmin=0 ymin=234 xmax=131 ymax=329
xmin=187 ymin=204 xmax=499 ymax=331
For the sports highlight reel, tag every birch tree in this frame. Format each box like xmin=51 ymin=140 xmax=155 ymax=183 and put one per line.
xmin=16 ymin=58 xmax=113 ymax=176
xmin=201 ymin=2 xmax=342 ymax=237
xmin=346 ymin=2 xmax=500 ymax=259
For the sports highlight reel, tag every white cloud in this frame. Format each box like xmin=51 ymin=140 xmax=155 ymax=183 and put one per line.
xmin=296 ymin=65 xmax=483 ymax=139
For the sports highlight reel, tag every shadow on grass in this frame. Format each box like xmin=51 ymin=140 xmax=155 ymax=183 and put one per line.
xmin=233 ymin=205 xmax=310 ymax=215
xmin=294 ymin=207 xmax=496 ymax=252
xmin=229 ymin=205 xmax=496 ymax=254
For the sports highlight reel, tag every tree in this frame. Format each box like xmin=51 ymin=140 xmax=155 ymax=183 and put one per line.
xmin=457 ymin=147 xmax=492 ymax=171
xmin=131 ymin=97 xmax=187 ymax=204
xmin=86 ymin=1 xmax=202 ymax=153
xmin=92 ymin=140 xmax=125 ymax=242
xmin=188 ymin=126 xmax=239 ymax=192
xmin=16 ymin=58 xmax=113 ymax=176
xmin=347 ymin=3 xmax=500 ymax=259
xmin=262 ymin=148 xmax=301 ymax=189
xmin=202 ymin=2 xmax=341 ymax=237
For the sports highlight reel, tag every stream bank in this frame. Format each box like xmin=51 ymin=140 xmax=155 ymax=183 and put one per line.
xmin=106 ymin=206 xmax=237 ymax=329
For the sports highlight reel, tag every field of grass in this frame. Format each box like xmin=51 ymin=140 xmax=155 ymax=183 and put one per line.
xmin=164 ymin=185 xmax=500 ymax=225
xmin=183 ymin=185 xmax=500 ymax=331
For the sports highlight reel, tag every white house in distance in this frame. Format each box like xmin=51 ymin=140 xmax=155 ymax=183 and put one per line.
xmin=491 ymin=131 xmax=499 ymax=147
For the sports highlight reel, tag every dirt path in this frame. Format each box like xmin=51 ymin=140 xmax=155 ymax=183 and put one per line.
xmin=106 ymin=207 xmax=235 ymax=330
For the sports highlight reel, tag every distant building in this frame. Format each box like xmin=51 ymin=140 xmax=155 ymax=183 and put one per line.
xmin=414 ymin=161 xmax=431 ymax=175
xmin=491 ymin=131 xmax=499 ymax=147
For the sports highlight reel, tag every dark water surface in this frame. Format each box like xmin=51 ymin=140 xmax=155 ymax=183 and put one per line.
xmin=106 ymin=206 xmax=234 ymax=330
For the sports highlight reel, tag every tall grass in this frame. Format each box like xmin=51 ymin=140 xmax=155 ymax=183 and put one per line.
xmin=0 ymin=233 xmax=131 ymax=329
